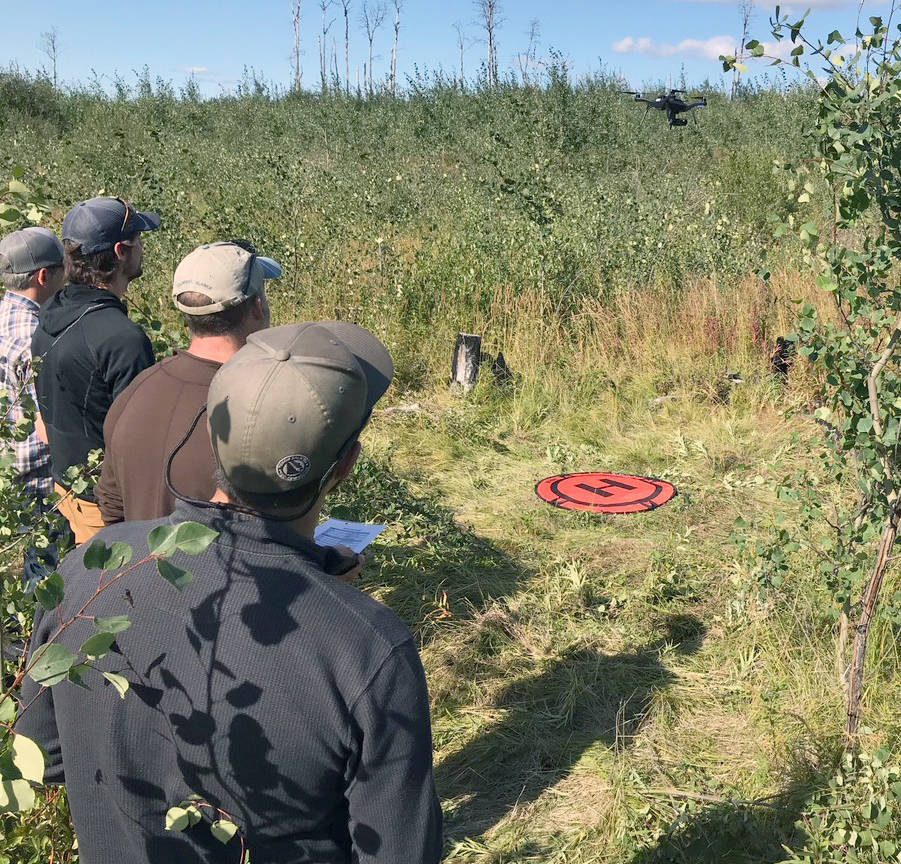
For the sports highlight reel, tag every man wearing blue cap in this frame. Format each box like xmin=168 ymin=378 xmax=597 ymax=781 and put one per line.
xmin=31 ymin=196 xmax=160 ymax=544
xmin=96 ymin=240 xmax=279 ymax=524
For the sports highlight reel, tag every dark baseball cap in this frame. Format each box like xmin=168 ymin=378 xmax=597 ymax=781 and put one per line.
xmin=0 ymin=227 xmax=64 ymax=275
xmin=62 ymin=196 xmax=161 ymax=254
xmin=207 ymin=322 xmax=394 ymax=497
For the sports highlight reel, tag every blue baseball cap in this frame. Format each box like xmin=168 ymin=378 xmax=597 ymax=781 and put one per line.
xmin=62 ymin=196 xmax=161 ymax=254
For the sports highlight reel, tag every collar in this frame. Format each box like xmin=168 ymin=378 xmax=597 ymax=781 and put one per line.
xmin=2 ymin=291 xmax=40 ymax=313
xmin=169 ymin=499 xmax=332 ymax=570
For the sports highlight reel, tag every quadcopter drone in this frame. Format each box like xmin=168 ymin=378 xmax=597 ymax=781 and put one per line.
xmin=622 ymin=88 xmax=707 ymax=127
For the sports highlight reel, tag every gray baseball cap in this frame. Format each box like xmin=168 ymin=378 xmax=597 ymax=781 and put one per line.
xmin=173 ymin=242 xmax=282 ymax=314
xmin=208 ymin=322 xmax=394 ymax=497
xmin=0 ymin=227 xmax=64 ymax=276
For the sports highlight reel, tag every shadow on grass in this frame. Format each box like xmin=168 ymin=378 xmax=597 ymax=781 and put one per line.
xmin=327 ymin=454 xmax=527 ymax=643
xmin=435 ymin=614 xmax=706 ymax=839
xmin=627 ymin=772 xmax=822 ymax=864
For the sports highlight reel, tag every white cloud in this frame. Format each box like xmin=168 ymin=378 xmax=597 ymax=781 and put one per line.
xmin=612 ymin=34 xmax=738 ymax=60
xmin=184 ymin=66 xmax=209 ymax=75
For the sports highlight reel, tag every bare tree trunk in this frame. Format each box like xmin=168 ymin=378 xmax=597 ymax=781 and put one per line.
xmin=732 ymin=1 xmax=753 ymax=100
xmin=518 ymin=18 xmax=539 ymax=86
xmin=331 ymin=37 xmax=340 ymax=88
xmin=847 ymin=505 xmax=901 ymax=740
xmin=319 ymin=0 xmax=335 ymax=92
xmin=342 ymin=0 xmax=352 ymax=94
xmin=362 ymin=1 xmax=386 ymax=97
xmin=40 ymin=27 xmax=62 ymax=90
xmin=477 ymin=0 xmax=500 ymax=88
xmin=454 ymin=21 xmax=466 ymax=88
xmin=390 ymin=0 xmax=403 ymax=96
xmin=292 ymin=0 xmax=303 ymax=91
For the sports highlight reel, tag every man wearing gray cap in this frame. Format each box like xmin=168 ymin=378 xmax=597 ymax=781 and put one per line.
xmin=96 ymin=240 xmax=278 ymax=524
xmin=18 ymin=322 xmax=443 ymax=863
xmin=31 ymin=196 xmax=160 ymax=544
xmin=0 ymin=227 xmax=65 ymax=502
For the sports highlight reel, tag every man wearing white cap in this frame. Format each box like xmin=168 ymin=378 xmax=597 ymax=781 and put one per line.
xmin=96 ymin=240 xmax=278 ymax=524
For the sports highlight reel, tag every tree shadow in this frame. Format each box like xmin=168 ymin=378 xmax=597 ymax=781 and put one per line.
xmin=627 ymin=764 xmax=831 ymax=864
xmin=436 ymin=613 xmax=707 ymax=839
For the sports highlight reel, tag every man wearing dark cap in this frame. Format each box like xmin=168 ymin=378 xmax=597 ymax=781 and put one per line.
xmin=0 ymin=227 xmax=65 ymax=499
xmin=18 ymin=322 xmax=443 ymax=864
xmin=0 ymin=227 xmax=66 ymax=585
xmin=31 ymin=196 xmax=160 ymax=544
xmin=97 ymin=241 xmax=279 ymax=524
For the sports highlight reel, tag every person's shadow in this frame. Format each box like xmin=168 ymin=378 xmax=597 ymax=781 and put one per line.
xmin=436 ymin=613 xmax=707 ymax=839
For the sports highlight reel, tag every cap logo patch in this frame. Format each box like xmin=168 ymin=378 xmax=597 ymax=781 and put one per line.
xmin=276 ymin=454 xmax=311 ymax=482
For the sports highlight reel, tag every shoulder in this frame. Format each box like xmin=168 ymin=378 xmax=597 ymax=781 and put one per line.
xmin=316 ymin=574 xmax=416 ymax=654
xmin=90 ymin=309 xmax=149 ymax=347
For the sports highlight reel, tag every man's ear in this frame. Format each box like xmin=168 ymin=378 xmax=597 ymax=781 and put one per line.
xmin=332 ymin=441 xmax=362 ymax=488
xmin=113 ymin=241 xmax=129 ymax=260
xmin=34 ymin=267 xmax=49 ymax=287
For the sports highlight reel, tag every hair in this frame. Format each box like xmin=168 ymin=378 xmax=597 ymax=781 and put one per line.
xmin=213 ymin=466 xmax=321 ymax=515
xmin=63 ymin=239 xmax=129 ymax=286
xmin=2 ymin=264 xmax=63 ymax=293
xmin=2 ymin=270 xmax=37 ymax=292
xmin=177 ymin=291 xmax=258 ymax=337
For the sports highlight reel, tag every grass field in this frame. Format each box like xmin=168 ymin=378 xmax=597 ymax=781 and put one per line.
xmin=3 ymin=70 xmax=901 ymax=862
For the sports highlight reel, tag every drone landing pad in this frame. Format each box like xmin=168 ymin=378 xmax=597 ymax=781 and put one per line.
xmin=536 ymin=472 xmax=677 ymax=514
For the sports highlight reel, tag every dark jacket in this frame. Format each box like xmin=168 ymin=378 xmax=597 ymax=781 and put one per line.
xmin=18 ymin=500 xmax=443 ymax=864
xmin=97 ymin=351 xmax=221 ymax=524
xmin=31 ymin=284 xmax=154 ymax=499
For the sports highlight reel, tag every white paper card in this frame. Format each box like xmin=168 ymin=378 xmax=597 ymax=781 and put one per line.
xmin=314 ymin=519 xmax=387 ymax=553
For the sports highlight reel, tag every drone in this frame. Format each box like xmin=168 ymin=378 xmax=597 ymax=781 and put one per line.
xmin=622 ymin=89 xmax=707 ymax=127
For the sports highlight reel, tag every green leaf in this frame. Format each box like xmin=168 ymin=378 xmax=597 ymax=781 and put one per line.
xmin=67 ymin=664 xmax=91 ymax=689
xmin=858 ymin=417 xmax=874 ymax=433
xmin=157 ymin=559 xmax=194 ymax=591
xmin=827 ymin=29 xmax=845 ymax=44
xmin=82 ymin=540 xmax=133 ymax=571
xmin=34 ymin=571 xmax=64 ymax=611
xmin=165 ymin=806 xmax=190 ymax=832
xmin=210 ymin=819 xmax=239 ymax=844
xmin=148 ymin=524 xmax=178 ymax=556
xmin=28 ymin=643 xmax=76 ymax=687
xmin=106 ymin=542 xmax=133 ymax=570
xmin=101 ymin=672 xmax=129 ymax=699
xmin=94 ymin=615 xmax=131 ymax=634
xmin=82 ymin=540 xmax=111 ymax=570
xmin=79 ymin=632 xmax=116 ymax=661
xmin=171 ymin=522 xmax=218 ymax=555
xmin=185 ymin=804 xmax=203 ymax=826
xmin=7 ymin=179 xmax=29 ymax=197
xmin=0 ymin=695 xmax=15 ymax=725
xmin=150 ymin=522 xmax=219 ymax=557
xmin=0 ymin=779 xmax=35 ymax=814
xmin=10 ymin=734 xmax=44 ymax=784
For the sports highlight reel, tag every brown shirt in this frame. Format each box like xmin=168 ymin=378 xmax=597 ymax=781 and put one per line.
xmin=97 ymin=351 xmax=221 ymax=524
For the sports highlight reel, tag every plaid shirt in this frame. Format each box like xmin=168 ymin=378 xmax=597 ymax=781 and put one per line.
xmin=0 ymin=290 xmax=52 ymax=498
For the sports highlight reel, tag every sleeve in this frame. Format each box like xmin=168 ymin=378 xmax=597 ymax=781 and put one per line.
xmin=15 ymin=609 xmax=65 ymax=785
xmin=95 ymin=389 xmax=129 ymax=524
xmin=345 ymin=640 xmax=443 ymax=864
xmin=98 ymin=322 xmax=155 ymax=403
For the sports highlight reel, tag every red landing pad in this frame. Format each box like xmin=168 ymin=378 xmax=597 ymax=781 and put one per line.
xmin=535 ymin=472 xmax=677 ymax=514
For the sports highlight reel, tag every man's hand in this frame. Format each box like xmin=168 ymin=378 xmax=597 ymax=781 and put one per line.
xmin=332 ymin=545 xmax=366 ymax=583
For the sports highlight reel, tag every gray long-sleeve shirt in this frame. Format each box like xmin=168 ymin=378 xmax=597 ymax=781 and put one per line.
xmin=18 ymin=500 xmax=443 ymax=863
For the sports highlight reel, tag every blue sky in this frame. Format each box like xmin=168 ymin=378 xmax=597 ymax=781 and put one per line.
xmin=8 ymin=0 xmax=895 ymax=96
